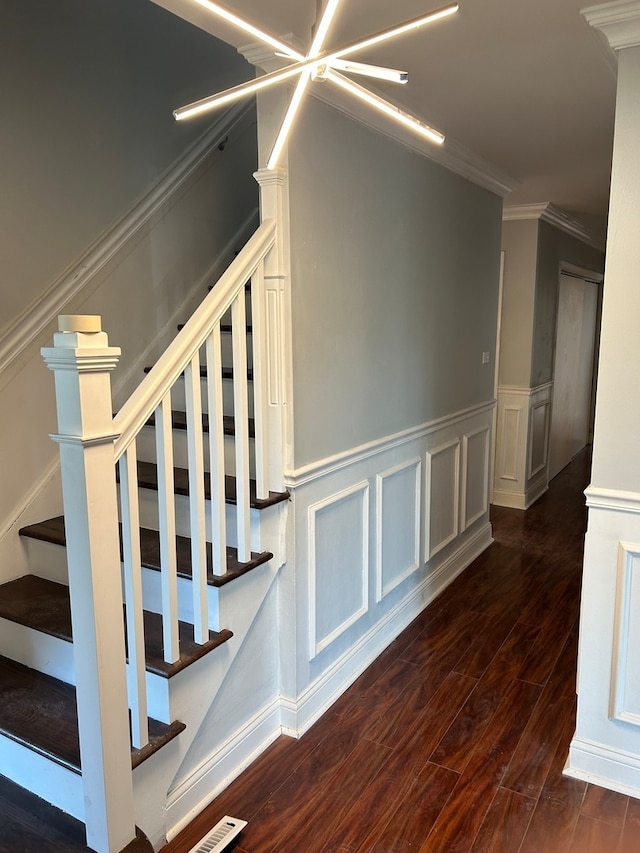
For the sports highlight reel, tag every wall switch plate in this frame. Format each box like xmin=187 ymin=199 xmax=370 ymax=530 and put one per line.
xmin=482 ymin=351 xmax=490 ymax=364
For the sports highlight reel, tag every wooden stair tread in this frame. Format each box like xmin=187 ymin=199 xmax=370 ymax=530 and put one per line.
xmin=144 ymin=365 xmax=253 ymax=381
xmin=0 ymin=774 xmax=153 ymax=852
xmin=178 ymin=322 xmax=253 ymax=334
xmin=0 ymin=655 xmax=183 ymax=773
xmin=146 ymin=409 xmax=256 ymax=438
xmin=0 ymin=575 xmax=233 ymax=678
xmin=19 ymin=517 xmax=275 ymax=587
xmin=133 ymin=460 xmax=288 ymax=510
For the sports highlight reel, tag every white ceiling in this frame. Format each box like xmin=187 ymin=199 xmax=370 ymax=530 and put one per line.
xmin=153 ymin=0 xmax=618 ymax=245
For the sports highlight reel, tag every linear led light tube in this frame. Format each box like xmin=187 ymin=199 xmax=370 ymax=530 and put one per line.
xmin=331 ymin=59 xmax=408 ymax=83
xmin=176 ymin=2 xmax=458 ymax=122
xmin=330 ymin=3 xmax=459 ymax=61
xmin=326 ymin=70 xmax=445 ymax=144
xmin=267 ymin=71 xmax=311 ymax=169
xmin=191 ymin=0 xmax=303 ymax=60
xmin=267 ymin=0 xmax=342 ymax=169
xmin=309 ymin=0 xmax=342 ymax=56
xmin=174 ymin=61 xmax=312 ymax=120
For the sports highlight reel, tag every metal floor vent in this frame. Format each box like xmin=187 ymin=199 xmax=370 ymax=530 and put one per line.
xmin=187 ymin=815 xmax=248 ymax=853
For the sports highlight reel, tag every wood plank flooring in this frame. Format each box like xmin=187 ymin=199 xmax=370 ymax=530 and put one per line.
xmin=161 ymin=447 xmax=640 ymax=853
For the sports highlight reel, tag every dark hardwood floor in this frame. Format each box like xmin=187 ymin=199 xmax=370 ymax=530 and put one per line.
xmin=161 ymin=447 xmax=640 ymax=853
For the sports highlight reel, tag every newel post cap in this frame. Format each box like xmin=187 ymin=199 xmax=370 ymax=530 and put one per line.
xmin=58 ymin=315 xmax=102 ymax=333
xmin=41 ymin=315 xmax=120 ymax=370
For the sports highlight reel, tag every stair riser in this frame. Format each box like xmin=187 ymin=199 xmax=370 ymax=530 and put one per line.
xmin=171 ymin=376 xmax=254 ymax=417
xmin=132 ymin=487 xmax=262 ymax=550
xmin=0 ymin=616 xmax=171 ymax=722
xmin=221 ymin=330 xmax=253 ymax=364
xmin=0 ymin=736 xmax=83 ymax=821
xmin=135 ymin=426 xmax=256 ymax=477
xmin=21 ymin=536 xmax=224 ymax=630
xmin=0 ymin=617 xmax=74 ymax=683
xmin=141 ymin=569 xmax=221 ymax=632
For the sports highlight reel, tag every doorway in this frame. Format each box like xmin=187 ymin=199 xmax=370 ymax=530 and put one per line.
xmin=548 ymin=272 xmax=600 ymax=480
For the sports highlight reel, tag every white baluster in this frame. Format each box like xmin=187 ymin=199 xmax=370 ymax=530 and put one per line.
xmin=41 ymin=315 xmax=136 ymax=853
xmin=155 ymin=395 xmax=180 ymax=662
xmin=232 ymin=289 xmax=252 ymax=562
xmin=185 ymin=352 xmax=209 ymax=644
xmin=206 ymin=328 xmax=227 ymax=576
xmin=118 ymin=444 xmax=149 ymax=749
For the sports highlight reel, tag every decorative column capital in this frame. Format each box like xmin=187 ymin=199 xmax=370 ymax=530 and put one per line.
xmin=583 ymin=1 xmax=640 ymax=50
xmin=254 ymin=166 xmax=287 ymax=188
xmin=41 ymin=315 xmax=121 ymax=373
xmin=253 ymin=169 xmax=288 ymax=278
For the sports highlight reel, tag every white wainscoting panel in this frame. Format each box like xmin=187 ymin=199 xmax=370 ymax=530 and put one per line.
xmin=529 ymin=398 xmax=550 ymax=478
xmin=308 ymin=482 xmax=369 ymax=659
xmin=610 ymin=542 xmax=640 ymax=726
xmin=494 ymin=384 xmax=552 ymax=509
xmin=375 ymin=458 xmax=422 ymax=602
xmin=462 ymin=427 xmax=490 ymax=531
xmin=287 ymin=401 xmax=494 ymax=733
xmin=500 ymin=407 xmax=521 ymax=482
xmin=425 ymin=439 xmax=460 ymax=561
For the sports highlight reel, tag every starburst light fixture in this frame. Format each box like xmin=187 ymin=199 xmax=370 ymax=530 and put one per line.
xmin=174 ymin=0 xmax=459 ymax=169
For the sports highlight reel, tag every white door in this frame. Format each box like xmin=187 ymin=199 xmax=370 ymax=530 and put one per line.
xmin=548 ymin=274 xmax=598 ymax=480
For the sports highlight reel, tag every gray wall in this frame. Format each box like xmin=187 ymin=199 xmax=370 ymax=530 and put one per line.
xmin=0 ymin=0 xmax=253 ymax=337
xmin=500 ymin=219 xmax=538 ymax=387
xmin=287 ymin=98 xmax=503 ymax=467
xmin=500 ymin=218 xmax=604 ymax=390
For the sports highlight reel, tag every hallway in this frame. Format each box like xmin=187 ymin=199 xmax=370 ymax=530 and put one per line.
xmin=164 ymin=448 xmax=640 ymax=852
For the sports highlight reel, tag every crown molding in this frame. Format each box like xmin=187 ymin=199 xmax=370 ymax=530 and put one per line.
xmin=239 ymin=35 xmax=306 ymax=71
xmin=503 ymin=202 xmax=604 ymax=251
xmin=582 ymin=1 xmax=640 ymax=50
xmin=238 ymin=40 xmax=519 ymax=199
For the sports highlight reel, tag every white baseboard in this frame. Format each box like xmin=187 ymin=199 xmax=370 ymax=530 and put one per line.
xmin=282 ymin=522 xmax=493 ymax=738
xmin=164 ymin=698 xmax=283 ymax=842
xmin=162 ymin=522 xmax=492 ymax=841
xmin=492 ymin=479 xmax=548 ymax=511
xmin=525 ymin=474 xmax=548 ymax=509
xmin=564 ymin=735 xmax=640 ymax=799
xmin=492 ymin=489 xmax=527 ymax=510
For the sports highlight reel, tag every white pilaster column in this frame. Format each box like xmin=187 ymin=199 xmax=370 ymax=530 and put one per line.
xmin=253 ymin=167 xmax=292 ymax=490
xmin=41 ymin=315 xmax=136 ymax=853
xmin=565 ymin=2 xmax=640 ymax=797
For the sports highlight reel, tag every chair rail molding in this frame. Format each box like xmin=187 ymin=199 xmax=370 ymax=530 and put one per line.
xmin=0 ymin=102 xmax=253 ymax=380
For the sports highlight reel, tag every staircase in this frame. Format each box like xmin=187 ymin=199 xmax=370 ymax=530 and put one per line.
xmin=0 ymin=205 xmax=288 ymax=852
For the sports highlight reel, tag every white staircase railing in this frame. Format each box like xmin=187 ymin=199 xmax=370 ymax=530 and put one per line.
xmin=41 ymin=163 xmax=286 ymax=850
xmin=113 ymin=220 xmax=277 ymax=737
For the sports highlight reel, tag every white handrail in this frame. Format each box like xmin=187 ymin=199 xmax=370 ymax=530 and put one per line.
xmin=113 ymin=219 xmax=276 ymax=460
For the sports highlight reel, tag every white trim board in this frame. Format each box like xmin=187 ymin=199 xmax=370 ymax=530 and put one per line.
xmin=164 ymin=698 xmax=283 ymax=842
xmin=503 ymin=202 xmax=604 ymax=251
xmin=0 ymin=102 xmax=254 ymax=380
xmin=565 ymin=735 xmax=640 ymax=799
xmin=583 ymin=1 xmax=640 ymax=50
xmin=285 ymin=400 xmax=495 ymax=488
xmin=586 ymin=486 xmax=640 ymax=514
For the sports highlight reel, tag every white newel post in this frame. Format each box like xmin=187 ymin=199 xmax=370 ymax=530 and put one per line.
xmin=254 ymin=167 xmax=290 ymax=493
xmin=41 ymin=316 xmax=137 ymax=853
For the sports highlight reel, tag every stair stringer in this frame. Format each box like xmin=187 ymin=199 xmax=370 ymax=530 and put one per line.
xmin=129 ymin=506 xmax=288 ymax=850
